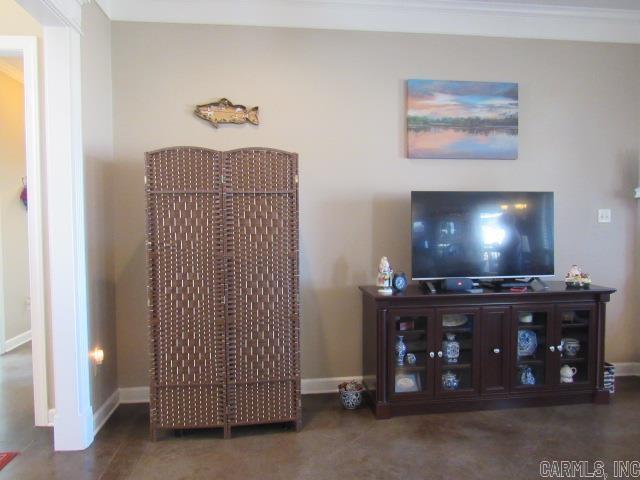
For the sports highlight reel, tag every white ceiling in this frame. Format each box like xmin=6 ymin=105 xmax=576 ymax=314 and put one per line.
xmin=96 ymin=0 xmax=640 ymax=44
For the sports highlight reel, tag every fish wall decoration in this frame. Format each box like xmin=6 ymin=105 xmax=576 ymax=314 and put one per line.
xmin=194 ymin=98 xmax=259 ymax=128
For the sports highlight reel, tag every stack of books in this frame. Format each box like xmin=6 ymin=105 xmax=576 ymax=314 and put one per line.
xmin=604 ymin=362 xmax=615 ymax=394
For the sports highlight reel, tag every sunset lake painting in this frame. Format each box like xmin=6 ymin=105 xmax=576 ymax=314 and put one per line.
xmin=407 ymin=79 xmax=518 ymax=159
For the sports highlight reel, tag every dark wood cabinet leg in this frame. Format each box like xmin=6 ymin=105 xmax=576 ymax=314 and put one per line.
xmin=375 ymin=403 xmax=392 ymax=419
xmin=594 ymin=389 xmax=610 ymax=404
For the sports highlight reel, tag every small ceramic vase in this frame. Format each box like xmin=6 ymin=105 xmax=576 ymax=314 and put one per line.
xmin=406 ymin=353 xmax=417 ymax=365
xmin=562 ymin=338 xmax=580 ymax=357
xmin=560 ymin=364 xmax=577 ymax=383
xmin=517 ymin=329 xmax=538 ymax=357
xmin=519 ymin=366 xmax=536 ymax=385
xmin=442 ymin=370 xmax=459 ymax=390
xmin=442 ymin=332 xmax=460 ymax=363
xmin=395 ymin=335 xmax=407 ymax=366
xmin=339 ymin=390 xmax=362 ymax=409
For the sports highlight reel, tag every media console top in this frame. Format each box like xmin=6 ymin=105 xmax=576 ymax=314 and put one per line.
xmin=359 ymin=281 xmax=615 ymax=302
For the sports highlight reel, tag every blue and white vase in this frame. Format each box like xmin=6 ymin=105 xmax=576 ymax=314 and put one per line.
xmin=395 ymin=335 xmax=407 ymax=366
xmin=517 ymin=329 xmax=538 ymax=357
xmin=442 ymin=332 xmax=460 ymax=363
xmin=519 ymin=366 xmax=536 ymax=385
xmin=442 ymin=370 xmax=459 ymax=390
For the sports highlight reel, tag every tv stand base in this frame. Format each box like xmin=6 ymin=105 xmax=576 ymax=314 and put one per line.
xmin=421 ymin=281 xmax=438 ymax=294
xmin=480 ymin=277 xmax=550 ymax=290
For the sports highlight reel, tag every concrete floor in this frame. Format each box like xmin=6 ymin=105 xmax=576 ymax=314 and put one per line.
xmin=1 ymin=345 xmax=639 ymax=479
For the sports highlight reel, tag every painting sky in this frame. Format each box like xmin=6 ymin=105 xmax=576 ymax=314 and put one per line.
xmin=407 ymin=80 xmax=518 ymax=120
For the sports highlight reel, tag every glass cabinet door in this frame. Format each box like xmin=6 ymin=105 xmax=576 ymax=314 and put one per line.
xmin=435 ymin=308 xmax=480 ymax=396
xmin=388 ymin=310 xmax=433 ymax=397
xmin=556 ymin=305 xmax=595 ymax=388
xmin=512 ymin=306 xmax=553 ymax=390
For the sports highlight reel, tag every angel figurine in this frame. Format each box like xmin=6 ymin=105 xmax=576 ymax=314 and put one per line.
xmin=377 ymin=256 xmax=393 ymax=294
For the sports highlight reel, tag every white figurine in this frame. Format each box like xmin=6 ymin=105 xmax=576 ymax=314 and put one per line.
xmin=377 ymin=256 xmax=393 ymax=294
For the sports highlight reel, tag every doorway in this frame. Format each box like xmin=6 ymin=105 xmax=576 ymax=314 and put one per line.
xmin=0 ymin=37 xmax=48 ymax=429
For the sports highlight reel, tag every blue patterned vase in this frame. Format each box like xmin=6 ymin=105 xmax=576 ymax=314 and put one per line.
xmin=519 ymin=366 xmax=536 ymax=385
xmin=517 ymin=329 xmax=538 ymax=357
xmin=442 ymin=370 xmax=459 ymax=390
xmin=442 ymin=332 xmax=460 ymax=363
xmin=395 ymin=335 xmax=407 ymax=366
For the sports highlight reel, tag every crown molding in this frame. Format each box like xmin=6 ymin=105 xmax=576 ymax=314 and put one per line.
xmin=17 ymin=0 xmax=83 ymax=32
xmin=94 ymin=0 xmax=111 ymax=18
xmin=104 ymin=0 xmax=640 ymax=44
xmin=0 ymin=58 xmax=23 ymax=83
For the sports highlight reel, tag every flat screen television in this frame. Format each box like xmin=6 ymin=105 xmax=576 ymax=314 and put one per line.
xmin=411 ymin=191 xmax=554 ymax=280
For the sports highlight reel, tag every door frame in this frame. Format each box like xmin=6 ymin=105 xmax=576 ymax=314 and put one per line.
xmin=14 ymin=0 xmax=93 ymax=451
xmin=0 ymin=35 xmax=48 ymax=427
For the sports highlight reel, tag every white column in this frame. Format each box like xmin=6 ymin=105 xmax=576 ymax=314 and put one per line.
xmin=43 ymin=25 xmax=93 ymax=451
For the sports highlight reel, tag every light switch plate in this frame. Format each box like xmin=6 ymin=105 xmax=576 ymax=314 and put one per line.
xmin=598 ymin=209 xmax=611 ymax=223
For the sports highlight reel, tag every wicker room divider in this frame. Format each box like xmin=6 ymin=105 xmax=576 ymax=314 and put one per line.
xmin=145 ymin=147 xmax=300 ymax=440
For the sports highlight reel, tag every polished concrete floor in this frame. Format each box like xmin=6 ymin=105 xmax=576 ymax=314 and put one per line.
xmin=1 ymin=346 xmax=639 ymax=479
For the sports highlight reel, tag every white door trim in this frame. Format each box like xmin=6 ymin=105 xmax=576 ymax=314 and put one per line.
xmin=43 ymin=25 xmax=93 ymax=451
xmin=0 ymin=35 xmax=49 ymax=427
xmin=16 ymin=0 xmax=93 ymax=451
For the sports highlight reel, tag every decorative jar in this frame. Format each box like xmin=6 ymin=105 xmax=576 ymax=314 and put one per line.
xmin=442 ymin=332 xmax=460 ymax=363
xmin=442 ymin=370 xmax=459 ymax=390
xmin=519 ymin=366 xmax=536 ymax=385
xmin=338 ymin=380 xmax=364 ymax=410
xmin=517 ymin=329 xmax=538 ymax=357
xmin=395 ymin=335 xmax=407 ymax=366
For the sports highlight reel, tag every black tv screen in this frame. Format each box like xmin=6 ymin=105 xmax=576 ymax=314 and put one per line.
xmin=411 ymin=191 xmax=554 ymax=280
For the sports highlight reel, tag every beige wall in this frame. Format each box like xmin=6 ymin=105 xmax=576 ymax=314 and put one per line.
xmin=0 ymin=0 xmax=40 ymax=35
xmin=0 ymin=70 xmax=30 ymax=343
xmin=81 ymin=2 xmax=118 ymax=410
xmin=109 ymin=23 xmax=638 ymax=385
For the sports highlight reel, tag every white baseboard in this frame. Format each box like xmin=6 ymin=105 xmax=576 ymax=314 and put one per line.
xmin=614 ymin=362 xmax=640 ymax=377
xmin=119 ymin=376 xmax=364 ymax=404
xmin=109 ymin=367 xmax=640 ymax=422
xmin=5 ymin=330 xmax=32 ymax=352
xmin=93 ymin=389 xmax=120 ymax=435
xmin=63 ymin=367 xmax=640 ymax=432
xmin=119 ymin=386 xmax=150 ymax=404
xmin=301 ymin=376 xmax=363 ymax=394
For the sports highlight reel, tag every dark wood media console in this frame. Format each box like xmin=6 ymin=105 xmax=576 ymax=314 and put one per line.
xmin=360 ymin=282 xmax=615 ymax=419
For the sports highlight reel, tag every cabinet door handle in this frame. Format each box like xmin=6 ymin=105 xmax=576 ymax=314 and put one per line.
xmin=493 ymin=347 xmax=501 ymax=354
xmin=429 ymin=351 xmax=435 ymax=358
xmin=437 ymin=351 xmax=443 ymax=358
xmin=557 ymin=344 xmax=563 ymax=352
xmin=549 ymin=345 xmax=555 ymax=352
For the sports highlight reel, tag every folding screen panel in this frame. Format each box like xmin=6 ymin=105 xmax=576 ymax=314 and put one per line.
xmin=145 ymin=146 xmax=300 ymax=439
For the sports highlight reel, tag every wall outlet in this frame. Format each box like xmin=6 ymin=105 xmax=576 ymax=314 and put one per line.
xmin=597 ymin=209 xmax=611 ymax=223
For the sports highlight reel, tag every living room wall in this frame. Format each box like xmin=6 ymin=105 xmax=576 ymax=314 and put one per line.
xmin=111 ymin=22 xmax=640 ymax=387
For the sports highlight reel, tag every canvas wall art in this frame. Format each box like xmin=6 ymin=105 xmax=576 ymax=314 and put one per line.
xmin=407 ymin=79 xmax=518 ymax=160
